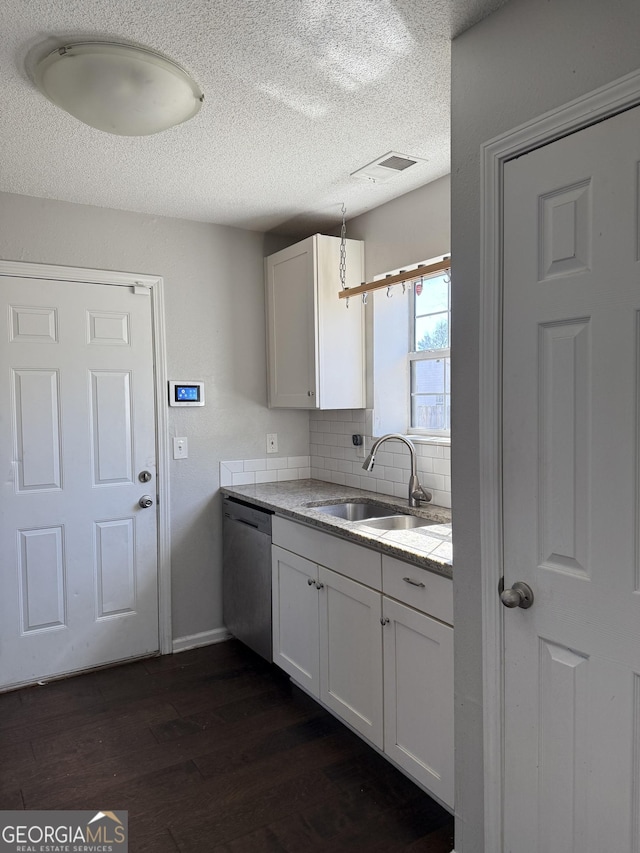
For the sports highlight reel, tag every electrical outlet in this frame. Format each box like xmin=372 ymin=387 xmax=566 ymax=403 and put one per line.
xmin=266 ymin=433 xmax=278 ymax=454
xmin=173 ymin=437 xmax=188 ymax=459
xmin=352 ymin=433 xmax=365 ymax=458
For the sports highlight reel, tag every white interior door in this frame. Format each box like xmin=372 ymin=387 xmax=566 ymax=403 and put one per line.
xmin=502 ymin=105 xmax=640 ymax=851
xmin=0 ymin=275 xmax=159 ymax=689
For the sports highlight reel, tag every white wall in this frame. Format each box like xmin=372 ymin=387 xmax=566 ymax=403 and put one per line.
xmin=351 ymin=177 xmax=450 ymax=423
xmin=310 ymin=409 xmax=452 ymax=507
xmin=346 ymin=174 xmax=450 ymax=278
xmin=306 ymin=177 xmax=452 ymax=505
xmin=0 ymin=191 xmax=309 ymax=645
xmin=451 ymin=1 xmax=640 ymax=850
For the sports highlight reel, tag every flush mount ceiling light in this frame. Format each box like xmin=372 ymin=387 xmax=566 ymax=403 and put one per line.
xmin=34 ymin=42 xmax=204 ymax=136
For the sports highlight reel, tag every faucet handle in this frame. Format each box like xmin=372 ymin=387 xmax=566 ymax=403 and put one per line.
xmin=411 ymin=485 xmax=432 ymax=504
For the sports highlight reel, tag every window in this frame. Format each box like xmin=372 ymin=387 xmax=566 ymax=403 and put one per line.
xmin=370 ymin=256 xmax=450 ymax=438
xmin=408 ymin=270 xmax=451 ymax=434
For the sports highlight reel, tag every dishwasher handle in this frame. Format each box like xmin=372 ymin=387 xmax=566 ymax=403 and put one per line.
xmin=224 ymin=513 xmax=260 ymax=531
xmin=222 ymin=496 xmax=272 ymax=536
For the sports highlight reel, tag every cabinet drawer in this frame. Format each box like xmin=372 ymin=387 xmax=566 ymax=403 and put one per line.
xmin=382 ymin=555 xmax=453 ymax=625
xmin=273 ymin=516 xmax=382 ymax=589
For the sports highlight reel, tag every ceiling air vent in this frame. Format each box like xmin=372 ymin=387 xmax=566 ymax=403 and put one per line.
xmin=351 ymin=151 xmax=426 ymax=183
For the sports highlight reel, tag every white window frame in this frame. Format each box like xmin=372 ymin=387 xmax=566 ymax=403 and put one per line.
xmin=407 ymin=265 xmax=451 ymax=438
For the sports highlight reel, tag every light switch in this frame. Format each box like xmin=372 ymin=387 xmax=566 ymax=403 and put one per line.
xmin=173 ymin=437 xmax=188 ymax=459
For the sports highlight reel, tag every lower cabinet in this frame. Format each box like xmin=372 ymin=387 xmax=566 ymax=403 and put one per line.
xmin=319 ymin=566 xmax=384 ymax=748
xmin=271 ymin=517 xmax=454 ymax=810
xmin=382 ymin=596 xmax=454 ymax=807
xmin=272 ymin=545 xmax=319 ymax=695
xmin=272 ymin=544 xmax=383 ymax=748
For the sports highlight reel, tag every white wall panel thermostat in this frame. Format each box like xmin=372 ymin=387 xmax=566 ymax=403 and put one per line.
xmin=168 ymin=380 xmax=205 ymax=406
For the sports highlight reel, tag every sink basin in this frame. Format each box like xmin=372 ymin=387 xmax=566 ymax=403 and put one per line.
xmin=309 ymin=501 xmax=434 ymax=531
xmin=309 ymin=501 xmax=394 ymax=521
xmin=354 ymin=515 xmax=434 ymax=531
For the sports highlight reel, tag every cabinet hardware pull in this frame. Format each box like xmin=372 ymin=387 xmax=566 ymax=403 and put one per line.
xmin=380 ymin=617 xmax=390 ymax=625
xmin=307 ymin=577 xmax=315 ymax=586
xmin=315 ymin=581 xmax=324 ymax=590
xmin=403 ymin=577 xmax=426 ymax=588
xmin=235 ymin=518 xmax=260 ymax=530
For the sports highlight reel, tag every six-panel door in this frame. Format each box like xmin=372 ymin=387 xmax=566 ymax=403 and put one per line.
xmin=0 ymin=275 xmax=159 ymax=689
xmin=503 ymin=104 xmax=640 ymax=851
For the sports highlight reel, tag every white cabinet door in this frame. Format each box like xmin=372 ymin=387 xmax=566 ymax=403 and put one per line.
xmin=265 ymin=237 xmax=316 ymax=409
xmin=265 ymin=234 xmax=364 ymax=409
xmin=383 ymin=597 xmax=454 ymax=808
xmin=271 ymin=544 xmax=319 ymax=695
xmin=318 ymin=566 xmax=384 ymax=748
xmin=314 ymin=235 xmax=365 ymax=410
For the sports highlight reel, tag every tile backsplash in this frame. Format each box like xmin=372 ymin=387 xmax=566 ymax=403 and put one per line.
xmin=221 ymin=411 xmax=451 ymax=509
xmin=310 ymin=409 xmax=451 ymax=508
xmin=220 ymin=456 xmax=311 ymax=487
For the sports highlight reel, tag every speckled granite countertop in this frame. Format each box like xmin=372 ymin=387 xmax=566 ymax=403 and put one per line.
xmin=221 ymin=479 xmax=452 ymax=579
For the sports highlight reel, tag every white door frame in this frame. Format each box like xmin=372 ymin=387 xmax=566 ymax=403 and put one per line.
xmin=0 ymin=259 xmax=172 ymax=656
xmin=479 ymin=68 xmax=640 ymax=852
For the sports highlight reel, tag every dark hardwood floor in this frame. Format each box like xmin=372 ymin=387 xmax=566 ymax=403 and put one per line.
xmin=0 ymin=640 xmax=454 ymax=852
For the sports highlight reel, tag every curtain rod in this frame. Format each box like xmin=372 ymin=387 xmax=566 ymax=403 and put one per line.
xmin=338 ymin=256 xmax=450 ymax=300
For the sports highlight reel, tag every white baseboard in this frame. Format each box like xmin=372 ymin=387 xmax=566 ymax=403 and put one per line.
xmin=172 ymin=627 xmax=231 ymax=653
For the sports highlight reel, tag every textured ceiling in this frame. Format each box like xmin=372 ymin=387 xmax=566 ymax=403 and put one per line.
xmin=0 ymin=0 xmax=507 ymax=235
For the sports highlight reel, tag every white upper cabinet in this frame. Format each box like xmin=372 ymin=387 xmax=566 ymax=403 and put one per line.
xmin=265 ymin=234 xmax=365 ymax=409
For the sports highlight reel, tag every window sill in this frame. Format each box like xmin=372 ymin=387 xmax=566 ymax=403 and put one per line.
xmin=370 ymin=431 xmax=451 ymax=448
xmin=405 ymin=433 xmax=451 ymax=447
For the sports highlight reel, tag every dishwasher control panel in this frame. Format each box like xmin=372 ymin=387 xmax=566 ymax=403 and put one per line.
xmin=223 ymin=496 xmax=273 ymax=534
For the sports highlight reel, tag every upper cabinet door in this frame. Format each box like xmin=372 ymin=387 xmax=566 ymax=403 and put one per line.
xmin=266 ymin=236 xmax=317 ymax=409
xmin=265 ymin=234 xmax=365 ymax=409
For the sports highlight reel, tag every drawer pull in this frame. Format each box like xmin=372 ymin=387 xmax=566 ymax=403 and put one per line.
xmin=307 ymin=577 xmax=316 ymax=586
xmin=403 ymin=577 xmax=426 ymax=588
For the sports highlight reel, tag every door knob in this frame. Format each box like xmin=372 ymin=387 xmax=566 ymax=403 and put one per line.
xmin=138 ymin=495 xmax=154 ymax=508
xmin=500 ymin=581 xmax=534 ymax=609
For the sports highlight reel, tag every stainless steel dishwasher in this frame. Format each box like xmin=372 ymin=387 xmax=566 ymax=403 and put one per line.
xmin=222 ymin=496 xmax=273 ymax=662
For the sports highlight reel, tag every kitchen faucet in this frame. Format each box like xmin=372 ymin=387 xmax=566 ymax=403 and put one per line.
xmin=362 ymin=434 xmax=432 ymax=508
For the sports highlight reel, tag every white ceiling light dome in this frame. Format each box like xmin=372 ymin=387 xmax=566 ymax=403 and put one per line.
xmin=34 ymin=42 xmax=204 ymax=136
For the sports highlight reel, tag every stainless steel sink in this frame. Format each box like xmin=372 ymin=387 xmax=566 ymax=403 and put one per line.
xmin=354 ymin=515 xmax=434 ymax=531
xmin=308 ymin=501 xmax=434 ymax=531
xmin=308 ymin=501 xmax=394 ymax=521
